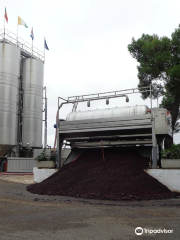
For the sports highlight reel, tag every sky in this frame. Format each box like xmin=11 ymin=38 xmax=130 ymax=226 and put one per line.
xmin=1 ymin=0 xmax=180 ymax=147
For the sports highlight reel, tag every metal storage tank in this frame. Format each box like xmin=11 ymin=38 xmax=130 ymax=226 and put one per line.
xmin=66 ymin=105 xmax=149 ymax=121
xmin=0 ymin=43 xmax=20 ymax=156
xmin=22 ymin=58 xmax=44 ymax=148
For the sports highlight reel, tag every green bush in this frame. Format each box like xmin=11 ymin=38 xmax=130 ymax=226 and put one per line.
xmin=36 ymin=149 xmax=57 ymax=162
xmin=161 ymin=144 xmax=180 ymax=159
xmin=49 ymin=150 xmax=57 ymax=162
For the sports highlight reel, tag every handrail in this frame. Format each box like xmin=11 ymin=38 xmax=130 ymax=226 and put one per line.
xmin=57 ymin=86 xmax=152 ymax=128
xmin=0 ymin=28 xmax=44 ymax=61
xmin=67 ymin=86 xmax=150 ymax=100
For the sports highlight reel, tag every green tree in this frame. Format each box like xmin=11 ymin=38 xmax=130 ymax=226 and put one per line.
xmin=128 ymin=27 xmax=180 ymax=148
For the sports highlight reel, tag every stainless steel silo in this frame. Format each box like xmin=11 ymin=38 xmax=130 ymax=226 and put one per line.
xmin=22 ymin=58 xmax=44 ymax=148
xmin=0 ymin=43 xmax=20 ymax=156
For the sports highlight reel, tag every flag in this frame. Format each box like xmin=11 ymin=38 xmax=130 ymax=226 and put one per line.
xmin=30 ymin=28 xmax=34 ymax=40
xmin=4 ymin=8 xmax=8 ymax=23
xmin=44 ymin=38 xmax=49 ymax=50
xmin=18 ymin=16 xmax=28 ymax=28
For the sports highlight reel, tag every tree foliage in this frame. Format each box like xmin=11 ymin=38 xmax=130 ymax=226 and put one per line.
xmin=128 ymin=27 xmax=180 ymax=148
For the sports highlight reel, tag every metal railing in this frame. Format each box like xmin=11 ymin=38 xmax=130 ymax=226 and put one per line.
xmin=0 ymin=28 xmax=44 ymax=61
xmin=56 ymin=86 xmax=152 ymax=130
xmin=67 ymin=86 xmax=150 ymax=102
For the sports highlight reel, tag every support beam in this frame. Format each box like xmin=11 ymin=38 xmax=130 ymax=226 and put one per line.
xmin=152 ymin=115 xmax=157 ymax=169
xmin=65 ymin=133 xmax=152 ymax=142
xmin=57 ymin=131 xmax=63 ymax=169
xmin=71 ymin=140 xmax=152 ymax=148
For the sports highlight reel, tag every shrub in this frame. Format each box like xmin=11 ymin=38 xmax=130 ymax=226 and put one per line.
xmin=36 ymin=149 xmax=49 ymax=161
xmin=161 ymin=144 xmax=180 ymax=159
xmin=49 ymin=150 xmax=57 ymax=162
xmin=36 ymin=149 xmax=57 ymax=162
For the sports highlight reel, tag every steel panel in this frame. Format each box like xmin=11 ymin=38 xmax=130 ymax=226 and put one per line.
xmin=59 ymin=126 xmax=152 ymax=140
xmin=59 ymin=119 xmax=151 ymax=131
xmin=7 ymin=157 xmax=37 ymax=173
xmin=59 ymin=113 xmax=153 ymax=140
xmin=154 ymin=108 xmax=173 ymax=136
xmin=0 ymin=43 xmax=20 ymax=156
xmin=66 ymin=133 xmax=152 ymax=142
xmin=22 ymin=58 xmax=44 ymax=148
xmin=60 ymin=125 xmax=152 ymax=134
xmin=71 ymin=140 xmax=152 ymax=147
xmin=61 ymin=114 xmax=151 ymax=126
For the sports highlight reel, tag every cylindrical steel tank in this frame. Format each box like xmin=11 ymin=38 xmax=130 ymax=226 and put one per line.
xmin=0 ymin=43 xmax=20 ymax=156
xmin=22 ymin=58 xmax=44 ymax=148
xmin=66 ymin=105 xmax=149 ymax=121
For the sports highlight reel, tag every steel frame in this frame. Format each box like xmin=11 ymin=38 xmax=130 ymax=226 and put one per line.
xmin=57 ymin=86 xmax=153 ymax=121
xmin=56 ymin=86 xmax=159 ymax=169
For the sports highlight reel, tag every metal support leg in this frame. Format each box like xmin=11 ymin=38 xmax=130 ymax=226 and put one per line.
xmin=57 ymin=130 xmax=63 ymax=169
xmin=152 ymin=116 xmax=157 ymax=169
xmin=152 ymin=147 xmax=157 ymax=169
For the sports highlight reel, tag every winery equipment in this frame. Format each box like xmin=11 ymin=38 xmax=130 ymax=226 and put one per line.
xmin=0 ymin=29 xmax=47 ymax=161
xmin=22 ymin=58 xmax=44 ymax=148
xmin=55 ymin=87 xmax=172 ymax=169
xmin=0 ymin=42 xmax=20 ymax=156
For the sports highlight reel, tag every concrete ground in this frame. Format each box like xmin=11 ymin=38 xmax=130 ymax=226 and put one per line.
xmin=0 ymin=174 xmax=34 ymax=184
xmin=0 ymin=177 xmax=180 ymax=240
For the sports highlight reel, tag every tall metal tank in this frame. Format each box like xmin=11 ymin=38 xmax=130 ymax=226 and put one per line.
xmin=66 ymin=105 xmax=149 ymax=121
xmin=22 ymin=58 xmax=44 ymax=148
xmin=0 ymin=43 xmax=20 ymax=156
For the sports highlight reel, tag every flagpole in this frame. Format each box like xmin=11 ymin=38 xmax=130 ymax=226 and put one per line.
xmin=17 ymin=22 xmax=18 ymax=47
xmin=44 ymin=37 xmax=45 ymax=64
xmin=4 ymin=12 xmax=5 ymax=43
xmin=31 ymin=39 xmax=33 ymax=58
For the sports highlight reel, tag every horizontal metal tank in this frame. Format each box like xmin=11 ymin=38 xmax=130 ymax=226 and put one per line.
xmin=22 ymin=58 xmax=44 ymax=148
xmin=66 ymin=105 xmax=149 ymax=121
xmin=0 ymin=43 xmax=20 ymax=156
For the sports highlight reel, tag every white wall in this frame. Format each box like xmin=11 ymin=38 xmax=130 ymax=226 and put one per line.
xmin=145 ymin=169 xmax=180 ymax=192
xmin=33 ymin=167 xmax=58 ymax=183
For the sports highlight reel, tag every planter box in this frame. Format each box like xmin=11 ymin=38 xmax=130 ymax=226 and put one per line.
xmin=161 ymin=159 xmax=180 ymax=169
xmin=37 ymin=161 xmax=55 ymax=169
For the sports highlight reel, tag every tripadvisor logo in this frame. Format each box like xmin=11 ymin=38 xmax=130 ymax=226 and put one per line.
xmin=135 ymin=227 xmax=173 ymax=235
xmin=135 ymin=227 xmax=143 ymax=235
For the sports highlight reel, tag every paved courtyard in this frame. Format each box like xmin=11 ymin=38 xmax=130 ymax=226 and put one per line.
xmin=0 ymin=178 xmax=180 ymax=240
